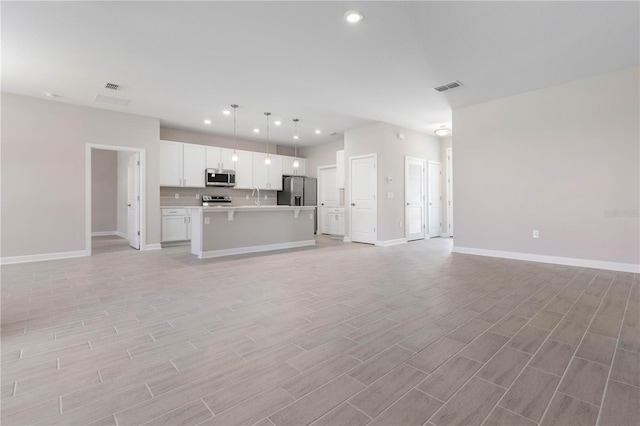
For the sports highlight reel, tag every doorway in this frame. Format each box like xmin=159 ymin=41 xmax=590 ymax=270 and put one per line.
xmin=405 ymin=157 xmax=426 ymax=241
xmin=318 ymin=165 xmax=339 ymax=235
xmin=86 ymin=144 xmax=146 ymax=256
xmin=349 ymin=154 xmax=377 ymax=244
xmin=428 ymin=161 xmax=442 ymax=238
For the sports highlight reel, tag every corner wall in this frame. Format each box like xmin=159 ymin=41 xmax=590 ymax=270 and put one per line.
xmin=1 ymin=93 xmax=160 ymax=259
xmin=91 ymin=149 xmax=117 ymax=233
xmin=453 ymin=67 xmax=639 ymax=271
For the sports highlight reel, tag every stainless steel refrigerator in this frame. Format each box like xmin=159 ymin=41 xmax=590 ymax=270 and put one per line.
xmin=278 ymin=176 xmax=317 ymax=233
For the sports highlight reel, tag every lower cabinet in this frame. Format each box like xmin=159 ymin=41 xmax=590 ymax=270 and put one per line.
xmin=321 ymin=207 xmax=345 ymax=236
xmin=161 ymin=208 xmax=191 ymax=242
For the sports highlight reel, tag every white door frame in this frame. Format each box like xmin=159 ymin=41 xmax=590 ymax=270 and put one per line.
xmin=85 ymin=144 xmax=147 ymax=256
xmin=404 ymin=156 xmax=426 ymax=241
xmin=317 ymin=164 xmax=337 ymax=235
xmin=446 ymin=147 xmax=453 ymax=237
xmin=427 ymin=160 xmax=442 ymax=238
xmin=348 ymin=153 xmax=377 ymax=244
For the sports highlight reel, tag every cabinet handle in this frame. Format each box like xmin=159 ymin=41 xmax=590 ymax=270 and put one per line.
xmin=184 ymin=217 xmax=186 ymax=224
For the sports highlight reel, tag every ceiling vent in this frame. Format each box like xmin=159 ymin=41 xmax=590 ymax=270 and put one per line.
xmin=434 ymin=80 xmax=463 ymax=92
xmin=104 ymin=82 xmax=119 ymax=90
xmin=95 ymin=94 xmax=130 ymax=106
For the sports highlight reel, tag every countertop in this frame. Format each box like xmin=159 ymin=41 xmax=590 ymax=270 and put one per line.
xmin=192 ymin=205 xmax=316 ymax=211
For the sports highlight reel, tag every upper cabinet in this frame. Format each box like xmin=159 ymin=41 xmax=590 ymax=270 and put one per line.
xmin=282 ymin=157 xmax=308 ymax=176
xmin=336 ymin=150 xmax=345 ymax=189
xmin=252 ymin=153 xmax=283 ymax=190
xmin=160 ymin=141 xmax=205 ymax=188
xmin=206 ymin=147 xmax=236 ymax=171
xmin=234 ymin=149 xmax=254 ymax=189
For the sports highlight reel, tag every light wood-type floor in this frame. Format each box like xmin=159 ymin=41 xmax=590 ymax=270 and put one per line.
xmin=1 ymin=236 xmax=638 ymax=426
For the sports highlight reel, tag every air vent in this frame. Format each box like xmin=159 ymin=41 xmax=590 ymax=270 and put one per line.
xmin=104 ymin=82 xmax=119 ymax=90
xmin=434 ymin=80 xmax=463 ymax=92
xmin=95 ymin=94 xmax=130 ymax=106
xmin=329 ymin=132 xmax=338 ymax=136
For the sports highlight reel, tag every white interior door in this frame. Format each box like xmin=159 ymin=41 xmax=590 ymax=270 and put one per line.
xmin=350 ymin=155 xmax=377 ymax=244
xmin=319 ymin=166 xmax=338 ymax=234
xmin=446 ymin=147 xmax=453 ymax=237
xmin=405 ymin=157 xmax=425 ymax=241
xmin=127 ymin=153 xmax=141 ymax=249
xmin=428 ymin=161 xmax=442 ymax=238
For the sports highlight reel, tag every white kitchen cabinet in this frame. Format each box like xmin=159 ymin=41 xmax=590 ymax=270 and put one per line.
xmin=206 ymin=147 xmax=237 ymax=171
xmin=159 ymin=141 xmax=183 ymax=187
xmin=321 ymin=207 xmax=331 ymax=234
xmin=182 ymin=143 xmax=206 ymax=188
xmin=252 ymin=153 xmax=283 ymax=190
xmin=161 ymin=208 xmax=189 ymax=242
xmin=336 ymin=150 xmax=345 ymax=189
xmin=326 ymin=207 xmax=345 ymax=236
xmin=234 ymin=149 xmax=254 ymax=189
xmin=160 ymin=141 xmax=205 ymax=188
xmin=282 ymin=156 xmax=307 ymax=176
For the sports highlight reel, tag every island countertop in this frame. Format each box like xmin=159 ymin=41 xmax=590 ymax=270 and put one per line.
xmin=191 ymin=205 xmax=316 ymax=211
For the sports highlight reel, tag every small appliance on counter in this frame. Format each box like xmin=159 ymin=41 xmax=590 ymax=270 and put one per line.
xmin=202 ymin=195 xmax=232 ymax=206
xmin=278 ymin=176 xmax=317 ymax=233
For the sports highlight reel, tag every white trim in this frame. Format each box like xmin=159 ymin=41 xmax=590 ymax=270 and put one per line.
xmin=452 ymin=246 xmax=640 ymax=273
xmin=440 ymin=232 xmax=450 ymax=238
xmin=116 ymin=231 xmax=128 ymax=239
xmin=427 ymin=160 xmax=442 ymax=238
xmin=198 ymin=240 xmax=316 ymax=259
xmin=91 ymin=231 xmax=117 ymax=237
xmin=86 ymin=144 xmax=147 ymax=256
xmin=1 ymin=250 xmax=88 ymax=265
xmin=445 ymin=147 xmax=453 ymax=237
xmin=143 ymin=243 xmax=162 ymax=251
xmin=317 ymin=164 xmax=338 ymax=235
xmin=375 ymin=238 xmax=407 ymax=247
xmin=343 ymin=237 xmax=351 ymax=242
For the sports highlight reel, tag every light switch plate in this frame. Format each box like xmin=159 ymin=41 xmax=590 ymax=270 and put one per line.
xmin=204 ymin=217 xmax=210 ymax=225
xmin=533 ymin=230 xmax=539 ymax=238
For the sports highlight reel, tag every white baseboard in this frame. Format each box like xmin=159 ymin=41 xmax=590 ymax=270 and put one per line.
xmin=343 ymin=237 xmax=351 ymax=242
xmin=440 ymin=232 xmax=450 ymax=238
xmin=452 ymin=246 xmax=640 ymax=273
xmin=376 ymin=238 xmax=407 ymax=247
xmin=143 ymin=244 xmax=162 ymax=251
xmin=199 ymin=240 xmax=315 ymax=259
xmin=91 ymin=231 xmax=117 ymax=237
xmin=1 ymin=250 xmax=88 ymax=265
xmin=116 ymin=231 xmax=128 ymax=239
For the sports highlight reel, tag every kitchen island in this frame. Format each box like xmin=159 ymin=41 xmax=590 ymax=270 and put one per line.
xmin=190 ymin=205 xmax=316 ymax=259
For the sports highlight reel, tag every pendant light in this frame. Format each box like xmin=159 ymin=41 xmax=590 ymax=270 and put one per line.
xmin=264 ymin=112 xmax=272 ymax=165
xmin=231 ymin=104 xmax=239 ymax=162
xmin=292 ymin=118 xmax=300 ymax=169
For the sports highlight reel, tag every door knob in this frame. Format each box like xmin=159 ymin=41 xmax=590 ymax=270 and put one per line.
xmin=127 ymin=203 xmax=131 ymax=207
xmin=351 ymin=203 xmax=355 ymax=206
xmin=406 ymin=203 xmax=410 ymax=206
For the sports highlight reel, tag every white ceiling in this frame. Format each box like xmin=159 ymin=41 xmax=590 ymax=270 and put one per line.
xmin=3 ymin=1 xmax=638 ymax=147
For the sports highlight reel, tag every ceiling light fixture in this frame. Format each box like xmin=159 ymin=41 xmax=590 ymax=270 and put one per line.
xmin=274 ymin=120 xmax=282 ymax=126
xmin=344 ymin=10 xmax=363 ymax=23
xmin=315 ymin=129 xmax=321 ymax=135
xmin=293 ymin=118 xmax=300 ymax=169
xmin=231 ymin=104 xmax=239 ymax=162
xmin=264 ymin=112 xmax=272 ymax=165
xmin=204 ymin=119 xmax=212 ymax=125
xmin=434 ymin=126 xmax=452 ymax=137
xmin=253 ymin=128 xmax=260 ymax=133
xmin=222 ymin=109 xmax=231 ymax=116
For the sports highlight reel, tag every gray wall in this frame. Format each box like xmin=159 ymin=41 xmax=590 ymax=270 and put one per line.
xmin=91 ymin=149 xmax=117 ymax=233
xmin=300 ymin=138 xmax=344 ymax=178
xmin=1 ymin=93 xmax=160 ymax=257
xmin=344 ymin=122 xmax=441 ymax=242
xmin=117 ymin=151 xmax=134 ymax=237
xmin=453 ymin=66 xmax=639 ymax=266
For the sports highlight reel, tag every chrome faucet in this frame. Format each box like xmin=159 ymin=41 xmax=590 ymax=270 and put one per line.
xmin=251 ymin=188 xmax=260 ymax=206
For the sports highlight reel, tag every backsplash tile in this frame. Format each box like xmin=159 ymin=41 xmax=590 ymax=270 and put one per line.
xmin=160 ymin=186 xmax=277 ymax=207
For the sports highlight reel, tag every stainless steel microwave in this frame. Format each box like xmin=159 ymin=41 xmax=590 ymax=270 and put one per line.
xmin=205 ymin=169 xmax=236 ymax=187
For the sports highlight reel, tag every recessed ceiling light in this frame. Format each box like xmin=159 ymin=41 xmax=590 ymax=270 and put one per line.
xmin=344 ymin=10 xmax=363 ymax=23
xmin=274 ymin=121 xmax=282 ymax=126
xmin=434 ymin=126 xmax=452 ymax=137
xmin=315 ymin=129 xmax=321 ymax=135
xmin=253 ymin=128 xmax=260 ymax=133
xmin=204 ymin=119 xmax=212 ymax=125
xmin=222 ymin=110 xmax=231 ymax=115
xmin=293 ymin=135 xmax=299 ymax=140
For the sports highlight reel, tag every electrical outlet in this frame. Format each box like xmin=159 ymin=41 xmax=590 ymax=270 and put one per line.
xmin=399 ymin=221 xmax=403 ymax=228
xmin=195 ymin=194 xmax=199 ymax=199
xmin=533 ymin=230 xmax=539 ymax=238
xmin=174 ymin=193 xmax=179 ymax=199
xmin=204 ymin=217 xmax=210 ymax=225
xmin=309 ymin=213 xmax=313 ymax=219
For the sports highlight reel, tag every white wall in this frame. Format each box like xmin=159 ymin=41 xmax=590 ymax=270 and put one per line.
xmin=91 ymin=149 xmax=117 ymax=233
xmin=453 ymin=66 xmax=639 ymax=270
xmin=299 ymin=138 xmax=344 ymax=178
xmin=441 ymin=136 xmax=453 ymax=235
xmin=1 ymin=93 xmax=160 ymax=258
xmin=344 ymin=122 xmax=441 ymax=243
xmin=117 ymin=151 xmax=134 ymax=237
